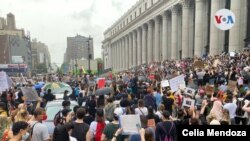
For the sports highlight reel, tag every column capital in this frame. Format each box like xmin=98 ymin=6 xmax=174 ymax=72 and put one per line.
xmin=170 ymin=5 xmax=181 ymax=14
xmin=181 ymin=0 xmax=194 ymax=9
xmin=148 ymin=20 xmax=154 ymax=27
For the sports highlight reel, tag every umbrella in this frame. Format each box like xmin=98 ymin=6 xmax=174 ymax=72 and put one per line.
xmin=42 ymin=82 xmax=72 ymax=93
xmin=34 ymin=83 xmax=44 ymax=89
xmin=95 ymin=87 xmax=114 ymax=96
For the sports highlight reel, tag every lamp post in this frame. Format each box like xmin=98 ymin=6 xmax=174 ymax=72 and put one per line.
xmin=88 ymin=36 xmax=92 ymax=74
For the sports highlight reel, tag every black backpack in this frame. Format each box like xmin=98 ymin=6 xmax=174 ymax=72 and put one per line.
xmin=53 ymin=110 xmax=63 ymax=126
xmin=236 ymin=99 xmax=245 ymax=116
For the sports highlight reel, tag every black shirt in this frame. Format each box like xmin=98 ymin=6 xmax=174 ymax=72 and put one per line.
xmin=71 ymin=122 xmax=89 ymax=141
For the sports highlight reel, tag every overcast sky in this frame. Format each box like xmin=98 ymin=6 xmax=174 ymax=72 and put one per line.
xmin=0 ymin=0 xmax=136 ymax=66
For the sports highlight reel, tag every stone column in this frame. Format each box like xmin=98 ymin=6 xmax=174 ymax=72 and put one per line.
xmin=171 ymin=6 xmax=178 ymax=59
xmin=147 ymin=21 xmax=153 ymax=63
xmin=181 ymin=0 xmax=193 ymax=58
xmin=209 ymin=0 xmax=225 ymax=55
xmin=114 ymin=42 xmax=116 ymax=70
xmin=133 ymin=31 xmax=137 ymax=67
xmin=129 ymin=33 xmax=133 ymax=68
xmin=137 ymin=28 xmax=142 ymax=65
xmin=119 ymin=39 xmax=122 ymax=70
xmin=229 ymin=0 xmax=247 ymax=52
xmin=194 ymin=0 xmax=203 ymax=57
xmin=122 ymin=37 xmax=125 ymax=70
xmin=162 ymin=12 xmax=168 ymax=61
xmin=154 ymin=17 xmax=160 ymax=62
xmin=142 ymin=25 xmax=147 ymax=64
xmin=125 ymin=35 xmax=129 ymax=69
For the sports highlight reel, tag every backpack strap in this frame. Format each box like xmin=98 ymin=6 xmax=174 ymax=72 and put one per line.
xmin=139 ymin=108 xmax=145 ymax=116
xmin=30 ymin=122 xmax=39 ymax=137
xmin=160 ymin=122 xmax=174 ymax=135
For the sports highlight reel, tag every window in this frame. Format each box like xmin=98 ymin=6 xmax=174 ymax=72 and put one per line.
xmin=145 ymin=3 xmax=147 ymax=10
xmin=135 ymin=12 xmax=137 ymax=17
xmin=130 ymin=15 xmax=132 ymax=21
xmin=139 ymin=8 xmax=142 ymax=14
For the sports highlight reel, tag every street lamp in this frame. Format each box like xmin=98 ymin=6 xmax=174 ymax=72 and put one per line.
xmin=87 ymin=36 xmax=92 ymax=74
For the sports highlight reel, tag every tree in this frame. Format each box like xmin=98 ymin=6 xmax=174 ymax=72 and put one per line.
xmin=36 ymin=63 xmax=47 ymax=73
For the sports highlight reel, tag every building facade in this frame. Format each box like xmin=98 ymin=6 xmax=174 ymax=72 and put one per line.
xmin=64 ymin=35 xmax=94 ymax=71
xmin=31 ymin=39 xmax=51 ymax=73
xmin=103 ymin=0 xmax=250 ymax=71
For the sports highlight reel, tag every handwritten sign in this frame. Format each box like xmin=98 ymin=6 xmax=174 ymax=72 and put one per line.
xmin=161 ymin=80 xmax=169 ymax=87
xmin=205 ymin=85 xmax=214 ymax=95
xmin=169 ymin=75 xmax=185 ymax=92
xmin=119 ymin=115 xmax=141 ymax=135
xmin=193 ymin=60 xmax=204 ymax=69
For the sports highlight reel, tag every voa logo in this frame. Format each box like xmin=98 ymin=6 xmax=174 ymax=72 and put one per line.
xmin=214 ymin=9 xmax=235 ymax=30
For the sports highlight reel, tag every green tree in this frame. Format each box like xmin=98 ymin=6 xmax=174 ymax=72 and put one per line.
xmin=36 ymin=63 xmax=47 ymax=73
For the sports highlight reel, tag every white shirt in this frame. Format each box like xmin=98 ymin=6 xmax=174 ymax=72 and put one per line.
xmin=70 ymin=136 xmax=77 ymax=141
xmin=135 ymin=107 xmax=148 ymax=116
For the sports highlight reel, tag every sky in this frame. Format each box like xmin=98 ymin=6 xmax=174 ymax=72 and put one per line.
xmin=0 ymin=0 xmax=136 ymax=66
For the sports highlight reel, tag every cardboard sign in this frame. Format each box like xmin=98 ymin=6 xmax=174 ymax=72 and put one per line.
xmin=182 ymin=98 xmax=195 ymax=108
xmin=98 ymin=78 xmax=106 ymax=89
xmin=193 ymin=60 xmax=204 ymax=69
xmin=119 ymin=115 xmax=141 ymax=135
xmin=205 ymin=85 xmax=214 ymax=94
xmin=228 ymin=80 xmax=237 ymax=91
xmin=21 ymin=87 xmax=39 ymax=101
xmin=169 ymin=75 xmax=185 ymax=92
xmin=184 ymin=87 xmax=195 ymax=97
xmin=161 ymin=80 xmax=169 ymax=87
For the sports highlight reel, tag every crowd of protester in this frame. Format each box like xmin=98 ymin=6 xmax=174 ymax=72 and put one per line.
xmin=0 ymin=50 xmax=250 ymax=141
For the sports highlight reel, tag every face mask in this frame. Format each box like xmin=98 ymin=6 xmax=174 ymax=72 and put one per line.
xmin=42 ymin=114 xmax=47 ymax=121
xmin=22 ymin=132 xmax=30 ymax=140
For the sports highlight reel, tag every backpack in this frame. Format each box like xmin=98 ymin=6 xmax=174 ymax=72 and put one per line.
xmin=160 ymin=122 xmax=174 ymax=141
xmin=236 ymin=99 xmax=245 ymax=116
xmin=53 ymin=111 xmax=63 ymax=126
xmin=95 ymin=122 xmax=106 ymax=141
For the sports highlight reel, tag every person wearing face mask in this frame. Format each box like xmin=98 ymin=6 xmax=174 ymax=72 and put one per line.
xmin=29 ymin=108 xmax=50 ymax=141
xmin=9 ymin=121 xmax=30 ymax=141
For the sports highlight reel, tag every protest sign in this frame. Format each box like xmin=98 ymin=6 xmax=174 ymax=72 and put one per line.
xmin=184 ymin=87 xmax=195 ymax=97
xmin=98 ymin=78 xmax=106 ymax=89
xmin=193 ymin=60 xmax=204 ymax=69
xmin=213 ymin=59 xmax=221 ymax=67
xmin=21 ymin=87 xmax=39 ymax=101
xmin=205 ymin=85 xmax=214 ymax=94
xmin=119 ymin=115 xmax=141 ymax=135
xmin=182 ymin=98 xmax=195 ymax=108
xmin=228 ymin=80 xmax=237 ymax=91
xmin=237 ymin=77 xmax=243 ymax=86
xmin=0 ymin=71 xmax=10 ymax=91
xmin=149 ymin=74 xmax=155 ymax=80
xmin=230 ymin=52 xmax=235 ymax=57
xmin=161 ymin=80 xmax=169 ymax=87
xmin=169 ymin=75 xmax=185 ymax=92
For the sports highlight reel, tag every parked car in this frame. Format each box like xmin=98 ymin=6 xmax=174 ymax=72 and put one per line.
xmin=44 ymin=100 xmax=78 ymax=135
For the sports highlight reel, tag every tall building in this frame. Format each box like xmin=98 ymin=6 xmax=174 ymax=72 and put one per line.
xmin=31 ymin=39 xmax=51 ymax=73
xmin=64 ymin=35 xmax=94 ymax=69
xmin=103 ymin=0 xmax=250 ymax=72
xmin=6 ymin=13 xmax=16 ymax=30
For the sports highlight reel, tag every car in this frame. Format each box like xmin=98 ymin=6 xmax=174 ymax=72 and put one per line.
xmin=44 ymin=100 xmax=78 ymax=135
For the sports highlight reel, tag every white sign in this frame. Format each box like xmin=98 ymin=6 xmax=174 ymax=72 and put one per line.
xmin=184 ymin=87 xmax=195 ymax=97
xmin=12 ymin=56 xmax=24 ymax=63
xmin=169 ymin=75 xmax=185 ymax=92
xmin=0 ymin=72 xmax=9 ymax=92
xmin=229 ymin=52 xmax=235 ymax=57
xmin=182 ymin=98 xmax=195 ymax=108
xmin=214 ymin=9 xmax=235 ymax=30
xmin=119 ymin=115 xmax=141 ymax=135
xmin=161 ymin=80 xmax=169 ymax=87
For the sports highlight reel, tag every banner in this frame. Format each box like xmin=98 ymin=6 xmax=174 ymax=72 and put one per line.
xmin=21 ymin=87 xmax=39 ymax=101
xmin=169 ymin=75 xmax=185 ymax=92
